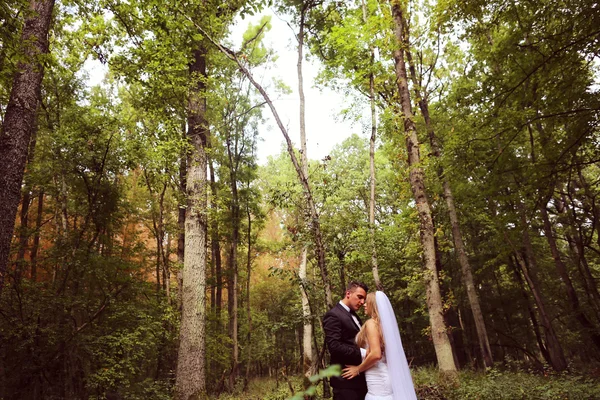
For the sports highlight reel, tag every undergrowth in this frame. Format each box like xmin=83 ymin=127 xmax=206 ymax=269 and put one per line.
xmin=210 ymin=364 xmax=600 ymax=400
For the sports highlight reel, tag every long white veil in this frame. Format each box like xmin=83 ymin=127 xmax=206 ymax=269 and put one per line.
xmin=376 ymin=291 xmax=417 ymax=400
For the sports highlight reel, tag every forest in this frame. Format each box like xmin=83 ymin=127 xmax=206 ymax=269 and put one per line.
xmin=1 ymin=0 xmax=600 ymax=399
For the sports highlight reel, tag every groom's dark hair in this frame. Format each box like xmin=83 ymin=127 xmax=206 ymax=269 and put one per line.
xmin=345 ymin=281 xmax=368 ymax=295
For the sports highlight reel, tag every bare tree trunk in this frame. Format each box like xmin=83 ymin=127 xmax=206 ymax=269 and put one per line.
xmin=337 ymin=250 xmax=347 ymax=291
xmin=576 ymin=168 xmax=600 ymax=250
xmin=386 ymin=0 xmax=457 ymax=373
xmin=558 ymin=194 xmax=600 ymax=322
xmin=361 ymin=0 xmax=382 ymax=292
xmin=30 ymin=191 xmax=43 ymax=282
xmin=505 ymin=206 xmax=568 ymax=371
xmin=540 ymin=199 xmax=600 ymax=350
xmin=15 ymin=190 xmax=31 ymax=280
xmin=209 ymin=160 xmax=223 ymax=323
xmin=296 ymin=7 xmax=318 ymax=380
xmin=0 ymin=0 xmax=55 ymax=293
xmin=194 ymin=26 xmax=334 ymax=309
xmin=226 ymin=133 xmax=240 ymax=389
xmin=159 ymin=183 xmax=168 ymax=294
xmin=177 ymin=123 xmax=186 ymax=311
xmin=244 ymin=196 xmax=253 ymax=390
xmin=402 ymin=24 xmax=493 ymax=368
xmin=509 ymin=255 xmax=549 ymax=364
xmin=145 ymin=173 xmax=168 ymax=296
xmin=565 ymin=189 xmax=600 ymax=316
xmin=165 ymin=232 xmax=171 ymax=302
xmin=15 ymin=124 xmax=39 ymax=273
xmin=175 ymin=43 xmax=209 ymax=400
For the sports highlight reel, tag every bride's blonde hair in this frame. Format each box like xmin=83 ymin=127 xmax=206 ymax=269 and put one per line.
xmin=355 ymin=292 xmax=384 ymax=351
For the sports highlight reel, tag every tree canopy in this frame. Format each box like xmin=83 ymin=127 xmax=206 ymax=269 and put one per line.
xmin=0 ymin=0 xmax=599 ymax=398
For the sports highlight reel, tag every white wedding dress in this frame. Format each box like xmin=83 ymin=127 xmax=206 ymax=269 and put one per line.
xmin=364 ymin=350 xmax=393 ymax=400
xmin=362 ymin=292 xmax=418 ymax=400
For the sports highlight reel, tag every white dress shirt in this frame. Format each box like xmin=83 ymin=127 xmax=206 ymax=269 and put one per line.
xmin=339 ymin=300 xmax=361 ymax=329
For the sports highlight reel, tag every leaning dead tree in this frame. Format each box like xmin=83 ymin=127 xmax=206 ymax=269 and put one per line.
xmin=192 ymin=19 xmax=334 ymax=309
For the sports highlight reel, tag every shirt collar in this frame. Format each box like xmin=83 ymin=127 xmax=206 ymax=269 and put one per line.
xmin=339 ymin=300 xmax=350 ymax=312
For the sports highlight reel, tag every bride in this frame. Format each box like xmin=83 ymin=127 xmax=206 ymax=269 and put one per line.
xmin=341 ymin=291 xmax=417 ymax=400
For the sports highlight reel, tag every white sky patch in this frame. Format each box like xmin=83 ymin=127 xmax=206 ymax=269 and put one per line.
xmin=230 ymin=9 xmax=363 ymax=165
xmin=81 ymin=57 xmax=108 ymax=87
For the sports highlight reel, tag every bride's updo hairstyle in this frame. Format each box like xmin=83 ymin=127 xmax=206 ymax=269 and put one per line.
xmin=355 ymin=292 xmax=384 ymax=351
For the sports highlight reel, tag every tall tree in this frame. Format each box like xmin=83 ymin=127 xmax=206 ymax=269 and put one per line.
xmin=195 ymin=17 xmax=335 ymax=310
xmin=279 ymin=0 xmax=320 ymax=379
xmin=0 ymin=0 xmax=55 ymax=293
xmin=175 ymin=37 xmax=210 ymax=398
xmin=402 ymin=15 xmax=493 ymax=367
xmin=385 ymin=0 xmax=457 ymax=373
xmin=360 ymin=0 xmax=382 ymax=291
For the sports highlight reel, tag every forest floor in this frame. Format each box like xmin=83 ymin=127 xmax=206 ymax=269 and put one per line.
xmin=212 ymin=364 xmax=600 ymax=400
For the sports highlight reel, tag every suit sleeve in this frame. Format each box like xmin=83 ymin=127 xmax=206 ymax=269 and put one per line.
xmin=323 ymin=311 xmax=362 ymax=365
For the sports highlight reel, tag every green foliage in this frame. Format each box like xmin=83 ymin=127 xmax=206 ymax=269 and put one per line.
xmin=287 ymin=365 xmax=341 ymax=400
xmin=204 ymin=367 xmax=600 ymax=399
xmin=448 ymin=369 xmax=600 ymax=400
xmin=3 ymin=0 xmax=600 ymax=397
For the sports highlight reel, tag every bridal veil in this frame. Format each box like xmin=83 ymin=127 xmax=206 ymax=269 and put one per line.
xmin=376 ymin=291 xmax=418 ymax=400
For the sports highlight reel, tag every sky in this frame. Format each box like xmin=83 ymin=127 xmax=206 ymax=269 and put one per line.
xmin=83 ymin=8 xmax=366 ymax=165
xmin=229 ymin=9 xmax=366 ymax=164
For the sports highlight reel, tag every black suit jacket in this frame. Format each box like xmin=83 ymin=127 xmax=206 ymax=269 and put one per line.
xmin=323 ymin=303 xmax=367 ymax=390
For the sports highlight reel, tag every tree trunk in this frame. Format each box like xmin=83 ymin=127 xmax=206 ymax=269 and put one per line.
xmin=30 ymin=191 xmax=43 ymax=282
xmin=386 ymin=0 xmax=457 ymax=373
xmin=159 ymin=183 xmax=168 ymax=295
xmin=175 ymin=43 xmax=209 ymax=400
xmin=508 ymin=255 xmax=548 ymax=365
xmin=337 ymin=250 xmax=347 ymax=291
xmin=361 ymin=0 xmax=382 ymax=292
xmin=177 ymin=123 xmax=186 ymax=311
xmin=244 ymin=197 xmax=253 ymax=390
xmin=209 ymin=160 xmax=223 ymax=323
xmin=165 ymin=231 xmax=171 ymax=302
xmin=558 ymin=194 xmax=600 ymax=322
xmin=15 ymin=190 xmax=32 ymax=280
xmin=296 ymin=8 xmax=318 ymax=380
xmin=15 ymin=124 xmax=39 ymax=274
xmin=0 ymin=0 xmax=55 ymax=293
xmin=197 ymin=30 xmax=334 ymax=309
xmin=144 ymin=173 xmax=168 ymax=296
xmin=565 ymin=188 xmax=600 ymax=317
xmin=402 ymin=24 xmax=493 ymax=368
xmin=227 ymin=132 xmax=240 ymax=389
xmin=576 ymin=168 xmax=600 ymax=250
xmin=505 ymin=208 xmax=568 ymax=371
xmin=540 ymin=199 xmax=600 ymax=350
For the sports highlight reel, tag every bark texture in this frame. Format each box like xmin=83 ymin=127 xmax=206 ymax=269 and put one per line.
xmin=226 ymin=128 xmax=240 ymax=389
xmin=539 ymin=201 xmax=600 ymax=350
xmin=387 ymin=0 xmax=457 ymax=373
xmin=361 ymin=0 xmax=382 ymax=292
xmin=403 ymin=44 xmax=493 ymax=367
xmin=209 ymin=160 xmax=222 ymax=321
xmin=177 ymin=124 xmax=186 ymax=311
xmin=296 ymin=8 xmax=318 ymax=378
xmin=504 ymin=205 xmax=567 ymax=372
xmin=0 ymin=0 xmax=55 ymax=293
xmin=197 ymin=28 xmax=334 ymax=309
xmin=175 ymin=44 xmax=209 ymax=400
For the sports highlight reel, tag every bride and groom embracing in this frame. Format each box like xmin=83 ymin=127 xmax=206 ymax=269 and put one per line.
xmin=323 ymin=281 xmax=417 ymax=400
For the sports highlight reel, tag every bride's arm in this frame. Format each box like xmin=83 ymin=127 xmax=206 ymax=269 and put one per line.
xmin=341 ymin=320 xmax=382 ymax=379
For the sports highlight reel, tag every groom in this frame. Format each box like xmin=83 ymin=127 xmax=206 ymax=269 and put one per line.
xmin=323 ymin=281 xmax=369 ymax=400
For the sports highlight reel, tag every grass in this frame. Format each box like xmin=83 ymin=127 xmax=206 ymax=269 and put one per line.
xmin=209 ymin=365 xmax=600 ymax=400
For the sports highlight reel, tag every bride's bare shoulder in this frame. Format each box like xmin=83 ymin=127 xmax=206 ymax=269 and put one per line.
xmin=364 ymin=319 xmax=378 ymax=328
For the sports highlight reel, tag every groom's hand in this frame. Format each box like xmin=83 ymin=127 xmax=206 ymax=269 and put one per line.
xmin=341 ymin=365 xmax=360 ymax=379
